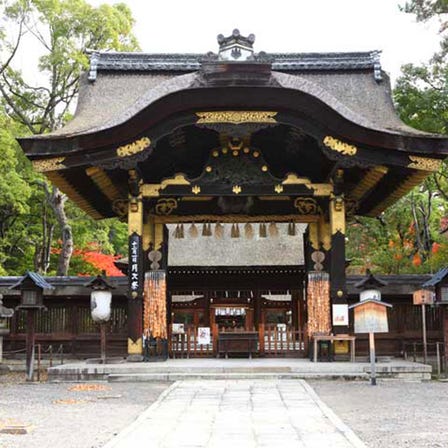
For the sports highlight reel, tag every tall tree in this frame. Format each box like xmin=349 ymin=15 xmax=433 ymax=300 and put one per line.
xmin=347 ymin=1 xmax=448 ymax=275
xmin=0 ymin=0 xmax=138 ymax=275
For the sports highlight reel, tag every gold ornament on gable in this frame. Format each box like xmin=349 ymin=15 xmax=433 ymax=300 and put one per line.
xmin=117 ymin=137 xmax=151 ymax=158
xmin=408 ymin=155 xmax=442 ymax=172
xmin=196 ymin=111 xmax=278 ymax=125
xmin=323 ymin=136 xmax=357 ymax=156
xmin=32 ymin=157 xmax=66 ymax=172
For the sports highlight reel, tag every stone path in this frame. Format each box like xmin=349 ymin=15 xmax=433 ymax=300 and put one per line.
xmin=103 ymin=379 xmax=366 ymax=448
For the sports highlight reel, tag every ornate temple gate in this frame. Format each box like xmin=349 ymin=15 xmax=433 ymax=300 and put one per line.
xmin=18 ymin=30 xmax=448 ymax=360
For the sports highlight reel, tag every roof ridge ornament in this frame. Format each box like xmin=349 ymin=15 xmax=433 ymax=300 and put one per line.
xmin=371 ymin=50 xmax=383 ymax=82
xmin=217 ymin=29 xmax=256 ymax=61
xmin=202 ymin=29 xmax=270 ymax=63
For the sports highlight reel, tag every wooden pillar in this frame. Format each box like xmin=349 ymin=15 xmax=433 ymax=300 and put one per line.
xmin=444 ymin=307 xmax=448 ymax=370
xmin=127 ymin=193 xmax=144 ymax=359
xmin=143 ymin=220 xmax=169 ymax=359
xmin=329 ymin=194 xmax=349 ymax=334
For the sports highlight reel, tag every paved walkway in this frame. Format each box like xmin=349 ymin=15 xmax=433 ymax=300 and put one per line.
xmin=103 ymin=380 xmax=366 ymax=448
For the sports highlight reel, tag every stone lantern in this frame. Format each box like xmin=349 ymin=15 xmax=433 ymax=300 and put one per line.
xmin=10 ymin=272 xmax=53 ymax=381
xmin=0 ymin=295 xmax=14 ymax=364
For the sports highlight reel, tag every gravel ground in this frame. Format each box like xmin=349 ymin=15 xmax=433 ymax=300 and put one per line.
xmin=310 ymin=379 xmax=448 ymax=448
xmin=0 ymin=372 xmax=171 ymax=448
xmin=2 ymin=372 xmax=447 ymax=448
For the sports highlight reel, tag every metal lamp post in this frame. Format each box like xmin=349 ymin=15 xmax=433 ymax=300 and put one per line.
xmin=85 ymin=274 xmax=115 ymax=364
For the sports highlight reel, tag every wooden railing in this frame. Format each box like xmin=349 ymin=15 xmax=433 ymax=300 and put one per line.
xmin=260 ymin=324 xmax=307 ymax=357
xmin=170 ymin=324 xmax=308 ymax=358
xmin=170 ymin=327 xmax=214 ymax=358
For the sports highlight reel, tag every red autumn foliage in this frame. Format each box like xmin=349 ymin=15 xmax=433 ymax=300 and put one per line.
xmin=52 ymin=243 xmax=124 ymax=276
xmin=412 ymin=253 xmax=422 ymax=267
xmin=432 ymin=242 xmax=441 ymax=254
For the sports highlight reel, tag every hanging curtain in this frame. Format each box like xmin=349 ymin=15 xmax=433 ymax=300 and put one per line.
xmin=306 ymin=271 xmax=331 ymax=336
xmin=143 ymin=271 xmax=167 ymax=339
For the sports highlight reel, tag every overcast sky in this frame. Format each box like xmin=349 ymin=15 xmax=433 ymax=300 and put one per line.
xmin=87 ymin=0 xmax=441 ymax=83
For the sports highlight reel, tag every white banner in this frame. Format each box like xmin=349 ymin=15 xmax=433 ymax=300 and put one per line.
xmin=197 ymin=327 xmax=211 ymax=345
xmin=332 ymin=304 xmax=349 ymax=326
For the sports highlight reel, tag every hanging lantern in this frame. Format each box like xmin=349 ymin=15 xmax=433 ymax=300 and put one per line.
xmin=179 ymin=223 xmax=184 ymax=238
xmin=231 ymin=223 xmax=240 ymax=238
xmin=244 ymin=223 xmax=254 ymax=239
xmin=259 ymin=222 xmax=267 ymax=238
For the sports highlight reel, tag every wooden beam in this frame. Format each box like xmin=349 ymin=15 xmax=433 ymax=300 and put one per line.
xmin=45 ymin=172 xmax=104 ymax=219
xmin=85 ymin=167 xmax=122 ymax=202
xmin=367 ymin=171 xmax=430 ymax=217
xmin=350 ymin=166 xmax=388 ymax=201
xmin=152 ymin=214 xmax=320 ymax=224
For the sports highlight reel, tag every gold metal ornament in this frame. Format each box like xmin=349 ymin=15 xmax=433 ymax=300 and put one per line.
xmin=232 ymin=185 xmax=242 ymax=194
xmin=112 ymin=198 xmax=129 ymax=217
xmin=155 ymin=198 xmax=178 ymax=215
xmin=196 ymin=111 xmax=278 ymax=124
xmin=117 ymin=137 xmax=151 ymax=157
xmin=408 ymin=155 xmax=442 ymax=172
xmin=192 ymin=185 xmax=201 ymax=195
xmin=323 ymin=136 xmax=357 ymax=156
xmin=32 ymin=157 xmax=66 ymax=172
xmin=274 ymin=184 xmax=284 ymax=194
xmin=294 ymin=197 xmax=319 ymax=214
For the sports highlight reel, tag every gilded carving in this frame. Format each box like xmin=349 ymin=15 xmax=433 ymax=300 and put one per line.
xmin=196 ymin=111 xmax=277 ymax=124
xmin=161 ymin=174 xmax=190 ymax=187
xmin=294 ymin=197 xmax=319 ymax=214
xmin=274 ymin=184 xmax=284 ymax=194
xmin=141 ymin=174 xmax=191 ymax=197
xmin=330 ymin=195 xmax=346 ymax=235
xmin=117 ymin=137 xmax=151 ymax=158
xmin=112 ymin=198 xmax=129 ymax=217
xmin=323 ymin=136 xmax=357 ymax=156
xmin=155 ymin=198 xmax=178 ymax=215
xmin=310 ymin=184 xmax=333 ymax=196
xmin=32 ymin=157 xmax=66 ymax=172
xmin=282 ymin=173 xmax=310 ymax=185
xmin=232 ymin=185 xmax=242 ymax=194
xmin=281 ymin=174 xmax=332 ymax=196
xmin=192 ymin=185 xmax=201 ymax=195
xmin=408 ymin=155 xmax=442 ymax=172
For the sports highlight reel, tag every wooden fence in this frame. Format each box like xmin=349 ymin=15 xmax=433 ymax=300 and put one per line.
xmin=170 ymin=324 xmax=307 ymax=358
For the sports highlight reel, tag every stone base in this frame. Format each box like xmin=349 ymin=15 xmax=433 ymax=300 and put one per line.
xmin=47 ymin=358 xmax=433 ymax=382
xmin=127 ymin=355 xmax=144 ymax=363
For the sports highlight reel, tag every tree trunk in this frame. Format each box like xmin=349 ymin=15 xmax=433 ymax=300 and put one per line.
xmin=49 ymin=187 xmax=73 ymax=276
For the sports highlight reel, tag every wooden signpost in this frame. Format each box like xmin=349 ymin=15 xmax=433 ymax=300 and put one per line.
xmin=350 ymin=299 xmax=392 ymax=385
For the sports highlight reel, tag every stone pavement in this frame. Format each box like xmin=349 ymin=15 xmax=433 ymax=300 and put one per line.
xmin=103 ymin=379 xmax=366 ymax=448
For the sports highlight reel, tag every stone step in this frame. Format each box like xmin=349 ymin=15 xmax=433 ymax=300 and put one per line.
xmin=107 ymin=372 xmax=369 ymax=382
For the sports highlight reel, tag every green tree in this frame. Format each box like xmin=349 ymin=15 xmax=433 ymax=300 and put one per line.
xmin=347 ymin=1 xmax=448 ymax=275
xmin=0 ymin=0 xmax=138 ymax=275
